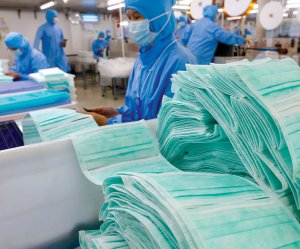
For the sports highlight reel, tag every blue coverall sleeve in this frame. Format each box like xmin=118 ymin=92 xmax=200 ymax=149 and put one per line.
xmin=11 ymin=60 xmax=29 ymax=81
xmin=60 ymin=28 xmax=65 ymax=40
xmin=34 ymin=26 xmax=43 ymax=50
xmin=31 ymin=55 xmax=49 ymax=73
xmin=92 ymin=41 xmax=98 ymax=56
xmin=213 ymin=25 xmax=245 ymax=45
xmin=181 ymin=25 xmax=193 ymax=46
xmin=107 ymin=106 xmax=124 ymax=124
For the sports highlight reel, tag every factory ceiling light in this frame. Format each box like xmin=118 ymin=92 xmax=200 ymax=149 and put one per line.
xmin=40 ymin=1 xmax=56 ymax=10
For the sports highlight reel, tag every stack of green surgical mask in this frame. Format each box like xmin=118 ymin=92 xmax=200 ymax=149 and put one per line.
xmin=71 ymin=120 xmax=179 ymax=185
xmin=22 ymin=108 xmax=98 ymax=145
xmin=73 ymin=58 xmax=300 ymax=247
xmin=80 ymin=172 xmax=300 ymax=249
xmin=164 ymin=58 xmax=300 ymax=212
xmin=29 ymin=68 xmax=76 ymax=101
xmin=158 ymin=92 xmax=248 ymax=178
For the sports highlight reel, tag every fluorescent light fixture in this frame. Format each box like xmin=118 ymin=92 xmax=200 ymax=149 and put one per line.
xmin=287 ymin=0 xmax=300 ymax=3
xmin=40 ymin=1 xmax=56 ymax=10
xmin=107 ymin=3 xmax=125 ymax=10
xmin=120 ymin=21 xmax=129 ymax=26
xmin=62 ymin=0 xmax=69 ymax=3
xmin=81 ymin=14 xmax=99 ymax=23
xmin=293 ymin=10 xmax=298 ymax=14
xmin=179 ymin=0 xmax=191 ymax=5
xmin=283 ymin=13 xmax=288 ymax=17
xmin=107 ymin=0 xmax=124 ymax=6
xmin=249 ymin=9 xmax=258 ymax=14
xmin=227 ymin=16 xmax=242 ymax=20
xmin=286 ymin=4 xmax=300 ymax=8
xmin=172 ymin=5 xmax=190 ymax=10
xmin=218 ymin=8 xmax=223 ymax=13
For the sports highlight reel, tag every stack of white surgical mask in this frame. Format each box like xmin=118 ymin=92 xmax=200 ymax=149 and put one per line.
xmin=29 ymin=67 xmax=76 ymax=100
xmin=22 ymin=108 xmax=98 ymax=145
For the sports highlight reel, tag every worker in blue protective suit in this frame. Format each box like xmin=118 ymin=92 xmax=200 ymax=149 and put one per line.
xmin=105 ymin=29 xmax=112 ymax=43
xmin=175 ymin=15 xmax=190 ymax=46
xmin=92 ymin=31 xmax=108 ymax=60
xmin=4 ymin=32 xmax=49 ymax=81
xmin=83 ymin=0 xmax=196 ymax=126
xmin=105 ymin=29 xmax=112 ymax=57
xmin=34 ymin=9 xmax=70 ymax=72
xmin=184 ymin=5 xmax=245 ymax=65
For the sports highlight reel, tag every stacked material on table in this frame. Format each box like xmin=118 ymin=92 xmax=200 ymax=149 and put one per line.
xmin=0 ymin=90 xmax=71 ymax=116
xmin=192 ymin=59 xmax=300 ymax=210
xmin=0 ymin=59 xmax=13 ymax=82
xmin=0 ymin=80 xmax=44 ymax=95
xmin=22 ymin=108 xmax=98 ymax=145
xmin=48 ymin=58 xmax=299 ymax=248
xmin=0 ymin=121 xmax=24 ymax=150
xmin=29 ymin=68 xmax=76 ymax=100
xmin=98 ymin=57 xmax=135 ymax=78
xmin=71 ymin=121 xmax=179 ymax=185
xmin=158 ymin=90 xmax=248 ymax=178
xmin=0 ymin=75 xmax=13 ymax=82
xmin=80 ymin=172 xmax=300 ymax=249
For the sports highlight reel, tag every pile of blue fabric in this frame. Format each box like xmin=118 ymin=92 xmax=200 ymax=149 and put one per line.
xmin=0 ymin=80 xmax=44 ymax=95
xmin=0 ymin=90 xmax=70 ymax=116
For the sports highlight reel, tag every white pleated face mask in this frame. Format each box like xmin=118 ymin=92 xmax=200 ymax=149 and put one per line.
xmin=129 ymin=11 xmax=172 ymax=47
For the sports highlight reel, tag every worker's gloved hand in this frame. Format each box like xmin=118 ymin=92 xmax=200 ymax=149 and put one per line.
xmin=5 ymin=72 xmax=20 ymax=80
xmin=85 ymin=106 xmax=119 ymax=119
xmin=81 ymin=111 xmax=108 ymax=126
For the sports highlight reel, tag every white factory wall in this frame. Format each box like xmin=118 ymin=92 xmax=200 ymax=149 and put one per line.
xmin=0 ymin=9 xmax=116 ymax=64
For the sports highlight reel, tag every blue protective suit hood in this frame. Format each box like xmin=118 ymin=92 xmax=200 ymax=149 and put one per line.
xmin=46 ymin=9 xmax=58 ymax=24
xmin=203 ymin=5 xmax=219 ymax=21
xmin=98 ymin=32 xmax=105 ymax=38
xmin=125 ymin=0 xmax=176 ymax=40
xmin=178 ymin=15 xmax=188 ymax=24
xmin=5 ymin=32 xmax=30 ymax=51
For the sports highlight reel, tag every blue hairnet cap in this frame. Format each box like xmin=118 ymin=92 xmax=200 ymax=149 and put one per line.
xmin=46 ymin=9 xmax=58 ymax=23
xmin=178 ymin=15 xmax=188 ymax=24
xmin=203 ymin=5 xmax=219 ymax=20
xmin=106 ymin=29 xmax=111 ymax=34
xmin=5 ymin=32 xmax=29 ymax=50
xmin=98 ymin=32 xmax=105 ymax=38
xmin=125 ymin=0 xmax=176 ymax=39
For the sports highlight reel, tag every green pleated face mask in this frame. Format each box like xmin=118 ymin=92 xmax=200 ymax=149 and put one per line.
xmin=71 ymin=120 xmax=179 ymax=185
xmin=162 ymin=58 xmax=300 ymax=214
xmin=81 ymin=172 xmax=300 ymax=249
xmin=22 ymin=108 xmax=98 ymax=145
xmin=78 ymin=58 xmax=300 ymax=249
